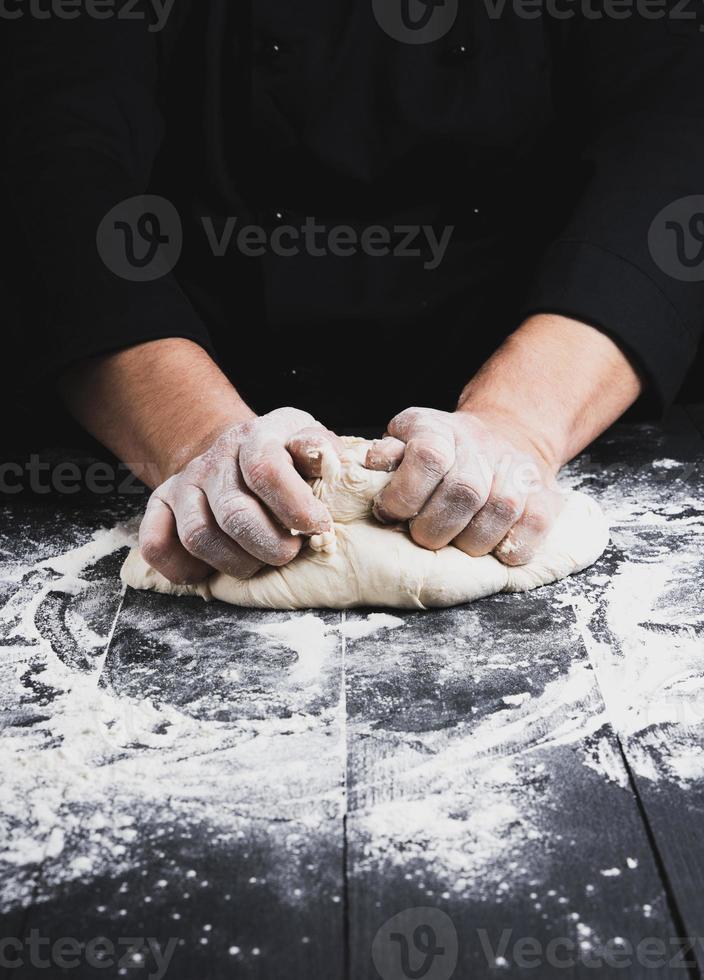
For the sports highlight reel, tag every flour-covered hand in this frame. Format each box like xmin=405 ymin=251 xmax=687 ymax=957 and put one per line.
xmin=366 ymin=406 xmax=564 ymax=565
xmin=139 ymin=408 xmax=342 ymax=584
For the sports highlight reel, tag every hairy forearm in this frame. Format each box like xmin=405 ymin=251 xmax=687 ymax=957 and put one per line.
xmin=458 ymin=314 xmax=643 ymax=470
xmin=57 ymin=338 xmax=255 ymax=486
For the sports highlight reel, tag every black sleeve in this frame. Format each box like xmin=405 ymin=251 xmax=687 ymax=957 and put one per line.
xmin=0 ymin=0 xmax=212 ymax=379
xmin=521 ymin=9 xmax=704 ymax=411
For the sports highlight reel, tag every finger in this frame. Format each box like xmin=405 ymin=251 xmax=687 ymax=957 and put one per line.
xmin=139 ymin=494 xmax=211 ymax=584
xmin=166 ymin=482 xmax=263 ymax=579
xmin=201 ymin=467 xmax=303 ymax=567
xmin=287 ymin=427 xmax=344 ymax=479
xmin=385 ymin=406 xmax=442 ymax=442
xmin=409 ymin=448 xmax=491 ymax=550
xmin=373 ymin=427 xmax=455 ymax=523
xmin=493 ymin=490 xmax=565 ymax=566
xmin=454 ymin=470 xmax=527 ymax=557
xmin=365 ymin=437 xmax=406 ymax=472
xmin=239 ymin=439 xmax=333 ymax=535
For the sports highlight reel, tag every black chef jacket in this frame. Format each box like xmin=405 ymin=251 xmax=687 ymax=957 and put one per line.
xmin=1 ymin=0 xmax=703 ymax=429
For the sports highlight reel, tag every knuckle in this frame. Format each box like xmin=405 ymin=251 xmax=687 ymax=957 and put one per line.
xmin=181 ymin=519 xmax=211 ymax=556
xmin=214 ymin=424 xmax=245 ymax=455
xmin=267 ymin=406 xmax=314 ymax=429
xmin=453 ymin=529 xmax=488 ymax=558
xmin=490 ymin=495 xmax=523 ymax=525
xmin=409 ymin=520 xmax=435 ymax=551
xmin=212 ymin=423 xmax=250 ymax=456
xmin=292 ymin=423 xmax=327 ymax=442
xmin=155 ymin=475 xmax=179 ymax=499
xmin=218 ymin=494 xmax=256 ymax=538
xmin=444 ymin=477 xmax=484 ymax=514
xmin=409 ymin=439 xmax=452 ymax=477
xmin=242 ymin=455 xmax=278 ymax=494
xmin=278 ymin=406 xmax=306 ymax=418
xmin=391 ymin=407 xmax=423 ymax=431
xmin=521 ymin=506 xmax=550 ymax=537
xmin=184 ymin=458 xmax=210 ymax=485
xmin=139 ymin=534 xmax=169 ymax=569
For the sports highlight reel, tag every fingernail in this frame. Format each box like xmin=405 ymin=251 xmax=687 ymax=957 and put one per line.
xmin=310 ymin=506 xmax=333 ymax=534
xmin=366 ymin=449 xmax=391 ymax=472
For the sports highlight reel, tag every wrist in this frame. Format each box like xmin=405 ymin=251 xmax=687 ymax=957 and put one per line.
xmin=160 ymin=399 xmax=254 ymax=480
xmin=456 ymin=392 xmax=566 ymax=475
xmin=456 ymin=314 xmax=643 ymax=471
xmin=58 ymin=338 xmax=256 ymax=486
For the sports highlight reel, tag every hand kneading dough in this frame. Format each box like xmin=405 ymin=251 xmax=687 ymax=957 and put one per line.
xmin=121 ymin=437 xmax=609 ymax=610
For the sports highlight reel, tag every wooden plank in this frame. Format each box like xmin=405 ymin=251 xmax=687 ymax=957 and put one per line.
xmin=566 ymin=411 xmax=704 ymax=975
xmin=18 ymin=591 xmax=346 ymax=980
xmin=344 ymin=597 xmax=680 ymax=979
xmin=3 ymin=412 xmax=704 ymax=979
xmin=0 ymin=486 xmax=135 ymax=980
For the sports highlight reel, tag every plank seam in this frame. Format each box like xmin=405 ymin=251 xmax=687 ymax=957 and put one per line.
xmin=341 ymin=611 xmax=351 ymax=980
xmin=614 ymin=740 xmax=702 ymax=980
xmin=573 ymin=588 xmax=702 ymax=980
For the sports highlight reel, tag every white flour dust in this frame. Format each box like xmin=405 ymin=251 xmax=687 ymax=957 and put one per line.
xmin=569 ymin=523 xmax=704 ymax=786
xmin=250 ymin=612 xmax=405 ymax=684
xmin=0 ymin=527 xmax=410 ymax=913
xmin=2 ymin=460 xmax=702 ymax=929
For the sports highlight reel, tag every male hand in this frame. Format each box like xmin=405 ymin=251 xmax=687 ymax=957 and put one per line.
xmin=139 ymin=408 xmax=342 ymax=584
xmin=366 ymin=407 xmax=564 ymax=566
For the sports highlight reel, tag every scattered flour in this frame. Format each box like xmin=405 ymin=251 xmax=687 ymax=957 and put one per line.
xmin=0 ymin=531 xmax=410 ymax=913
xmin=2 ymin=467 xmax=702 ymax=924
xmin=571 ymin=549 xmax=704 ymax=786
xmin=582 ymin=734 xmax=630 ymax=790
xmin=502 ymin=692 xmax=532 ymax=708
xmin=38 ymin=524 xmax=138 ymax=578
xmin=249 ymin=614 xmax=338 ymax=685
xmin=338 ymin=613 xmax=405 ymax=640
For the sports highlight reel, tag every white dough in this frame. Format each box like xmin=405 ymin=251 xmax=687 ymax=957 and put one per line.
xmin=121 ymin=438 xmax=610 ymax=610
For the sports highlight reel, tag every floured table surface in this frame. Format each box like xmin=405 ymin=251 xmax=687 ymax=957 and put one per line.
xmin=1 ymin=407 xmax=703 ymax=980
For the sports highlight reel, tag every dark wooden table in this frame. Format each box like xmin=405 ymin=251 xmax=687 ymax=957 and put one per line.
xmin=1 ymin=407 xmax=703 ymax=980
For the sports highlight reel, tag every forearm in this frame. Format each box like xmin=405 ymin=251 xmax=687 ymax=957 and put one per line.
xmin=58 ymin=338 xmax=255 ymax=486
xmin=458 ymin=314 xmax=643 ymax=471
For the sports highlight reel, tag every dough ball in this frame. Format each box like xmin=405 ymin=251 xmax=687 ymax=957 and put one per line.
xmin=121 ymin=438 xmax=609 ymax=610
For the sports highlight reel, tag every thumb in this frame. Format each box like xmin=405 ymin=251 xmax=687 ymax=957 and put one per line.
xmin=287 ymin=427 xmax=344 ymax=479
xmin=365 ymin=436 xmax=406 ymax=472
